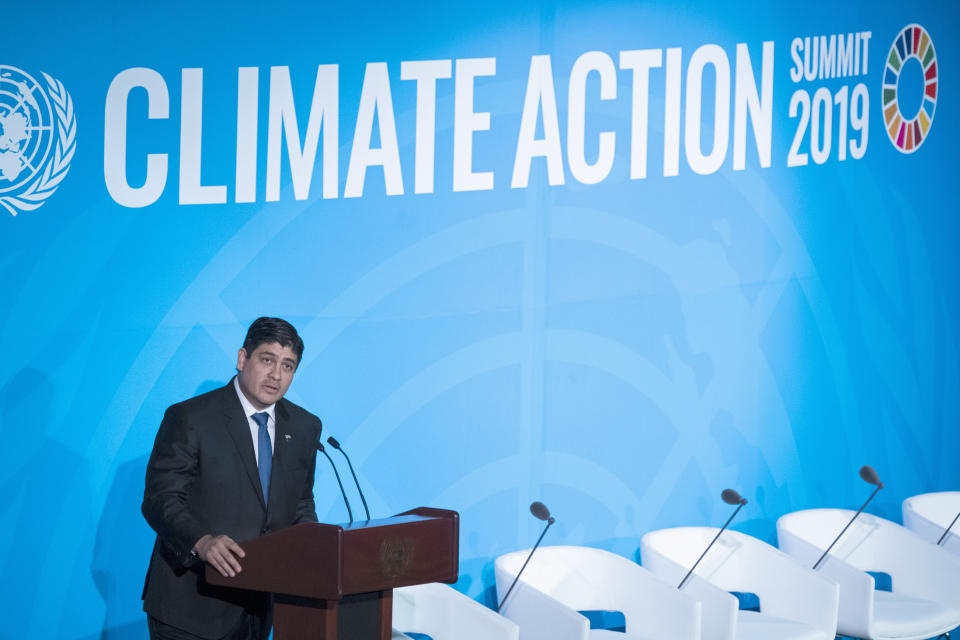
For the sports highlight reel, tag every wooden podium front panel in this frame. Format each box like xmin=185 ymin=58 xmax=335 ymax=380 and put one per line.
xmin=206 ymin=523 xmax=344 ymax=599
xmin=341 ymin=511 xmax=458 ymax=593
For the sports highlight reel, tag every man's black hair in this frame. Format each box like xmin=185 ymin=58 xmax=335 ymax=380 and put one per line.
xmin=242 ymin=317 xmax=304 ymax=364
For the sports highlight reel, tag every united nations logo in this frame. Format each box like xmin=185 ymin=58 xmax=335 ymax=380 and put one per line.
xmin=0 ymin=66 xmax=76 ymax=216
xmin=379 ymin=537 xmax=415 ymax=581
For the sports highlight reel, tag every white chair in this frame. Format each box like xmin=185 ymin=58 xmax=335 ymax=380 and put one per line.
xmin=777 ymin=508 xmax=960 ymax=639
xmin=494 ymin=545 xmax=701 ymax=640
xmin=903 ymin=491 xmax=960 ymax=556
xmin=640 ymin=527 xmax=838 ymax=640
xmin=392 ymin=582 xmax=519 ymax=640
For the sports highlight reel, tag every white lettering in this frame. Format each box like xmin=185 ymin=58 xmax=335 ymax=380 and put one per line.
xmin=567 ymin=51 xmax=616 ymax=185
xmin=513 ymin=55 xmax=564 ymax=188
xmin=860 ymin=31 xmax=871 ymax=75
xmin=179 ymin=69 xmax=226 ymax=205
xmin=266 ymin=65 xmax=339 ymax=202
xmin=345 ymin=62 xmax=404 ymax=198
xmin=663 ymin=48 xmax=682 ymax=177
xmin=685 ymin=44 xmax=730 ymax=175
xmin=401 ymin=60 xmax=453 ymax=195
xmin=619 ymin=49 xmax=662 ymax=180
xmin=837 ymin=34 xmax=854 ymax=78
xmin=819 ymin=35 xmax=836 ymax=80
xmin=453 ymin=58 xmax=496 ymax=191
xmin=235 ymin=67 xmax=259 ymax=203
xmin=104 ymin=68 xmax=169 ymax=208
xmin=789 ymin=38 xmax=803 ymax=83
xmin=733 ymin=42 xmax=774 ymax=170
xmin=804 ymin=37 xmax=818 ymax=81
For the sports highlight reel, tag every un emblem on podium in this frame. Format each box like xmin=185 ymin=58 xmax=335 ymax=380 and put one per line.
xmin=0 ymin=65 xmax=76 ymax=217
xmin=380 ymin=537 xmax=415 ymax=581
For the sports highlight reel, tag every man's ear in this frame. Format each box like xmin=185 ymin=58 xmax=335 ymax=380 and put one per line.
xmin=236 ymin=347 xmax=248 ymax=371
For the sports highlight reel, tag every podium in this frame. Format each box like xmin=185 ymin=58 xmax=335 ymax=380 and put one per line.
xmin=205 ymin=507 xmax=458 ymax=640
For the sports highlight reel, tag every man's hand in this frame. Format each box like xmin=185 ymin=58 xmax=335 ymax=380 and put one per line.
xmin=193 ymin=534 xmax=246 ymax=577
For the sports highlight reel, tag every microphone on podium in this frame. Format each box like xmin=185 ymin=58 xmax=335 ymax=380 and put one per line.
xmin=812 ymin=465 xmax=884 ymax=570
xmin=327 ymin=436 xmax=371 ymax=521
xmin=678 ymin=488 xmax=747 ymax=589
xmin=316 ymin=440 xmax=354 ymax=524
xmin=497 ymin=501 xmax=556 ymax=613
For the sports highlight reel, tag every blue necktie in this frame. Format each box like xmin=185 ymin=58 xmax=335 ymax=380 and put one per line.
xmin=252 ymin=412 xmax=271 ymax=505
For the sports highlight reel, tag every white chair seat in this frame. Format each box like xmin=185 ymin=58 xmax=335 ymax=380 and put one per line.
xmin=495 ymin=546 xmax=700 ymax=640
xmin=642 ymin=527 xmax=838 ymax=640
xmin=735 ymin=611 xmax=825 ymax=640
xmin=393 ymin=582 xmax=518 ymax=640
xmin=872 ymin=590 xmax=960 ymax=639
xmin=778 ymin=508 xmax=960 ymax=639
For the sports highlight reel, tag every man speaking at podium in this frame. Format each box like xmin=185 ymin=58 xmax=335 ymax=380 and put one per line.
xmin=141 ymin=317 xmax=323 ymax=640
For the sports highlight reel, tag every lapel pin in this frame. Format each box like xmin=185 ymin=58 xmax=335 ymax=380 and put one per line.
xmin=284 ymin=434 xmax=293 ymax=441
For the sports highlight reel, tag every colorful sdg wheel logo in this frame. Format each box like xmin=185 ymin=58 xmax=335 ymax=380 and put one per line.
xmin=883 ymin=24 xmax=937 ymax=153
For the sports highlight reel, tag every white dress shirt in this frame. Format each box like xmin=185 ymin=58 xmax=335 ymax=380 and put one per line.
xmin=233 ymin=377 xmax=276 ymax=464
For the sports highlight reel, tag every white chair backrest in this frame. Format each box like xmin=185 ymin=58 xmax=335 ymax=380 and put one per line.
xmin=392 ymin=585 xmax=418 ymax=629
xmin=903 ymin=492 xmax=960 ymax=554
xmin=904 ymin=492 xmax=960 ymax=527
xmin=642 ymin=527 xmax=794 ymax=594
xmin=778 ymin=509 xmax=906 ymax=569
xmin=497 ymin=545 xmax=644 ymax=612
xmin=641 ymin=527 xmax=743 ymax=585
xmin=394 ymin=582 xmax=519 ymax=640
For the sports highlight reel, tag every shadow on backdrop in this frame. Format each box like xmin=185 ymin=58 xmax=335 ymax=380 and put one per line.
xmin=711 ymin=410 xmax=790 ymax=544
xmin=92 ymin=380 xmax=223 ymax=640
xmin=0 ymin=368 xmax=91 ymax=638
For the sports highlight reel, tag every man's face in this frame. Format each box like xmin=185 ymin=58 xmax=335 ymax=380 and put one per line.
xmin=236 ymin=341 xmax=299 ymax=409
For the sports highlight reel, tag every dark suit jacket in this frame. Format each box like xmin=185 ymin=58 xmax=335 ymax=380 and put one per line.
xmin=141 ymin=379 xmax=322 ymax=639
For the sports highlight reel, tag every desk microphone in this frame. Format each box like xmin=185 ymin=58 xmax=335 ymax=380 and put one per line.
xmin=327 ymin=436 xmax=371 ymax=521
xmin=497 ymin=501 xmax=556 ymax=613
xmin=316 ymin=441 xmax=354 ymax=524
xmin=813 ymin=465 xmax=883 ymax=570
xmin=678 ymin=489 xmax=747 ymax=589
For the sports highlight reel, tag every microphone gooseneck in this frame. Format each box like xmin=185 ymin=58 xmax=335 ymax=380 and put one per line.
xmin=316 ymin=441 xmax=354 ymax=524
xmin=678 ymin=488 xmax=747 ymax=589
xmin=812 ymin=465 xmax=884 ymax=571
xmin=327 ymin=436 xmax=371 ymax=521
xmin=497 ymin=502 xmax=556 ymax=613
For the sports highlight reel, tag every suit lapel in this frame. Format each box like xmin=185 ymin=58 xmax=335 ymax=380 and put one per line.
xmin=222 ymin=381 xmax=267 ymax=511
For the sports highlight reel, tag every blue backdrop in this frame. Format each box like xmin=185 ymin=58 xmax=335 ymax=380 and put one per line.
xmin=2 ymin=1 xmax=958 ymax=637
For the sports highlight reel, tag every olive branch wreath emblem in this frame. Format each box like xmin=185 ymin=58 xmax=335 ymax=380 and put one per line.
xmin=0 ymin=72 xmax=77 ymax=217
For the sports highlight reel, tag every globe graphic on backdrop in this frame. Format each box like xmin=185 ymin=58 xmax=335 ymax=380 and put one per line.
xmin=0 ymin=66 xmax=54 ymax=191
